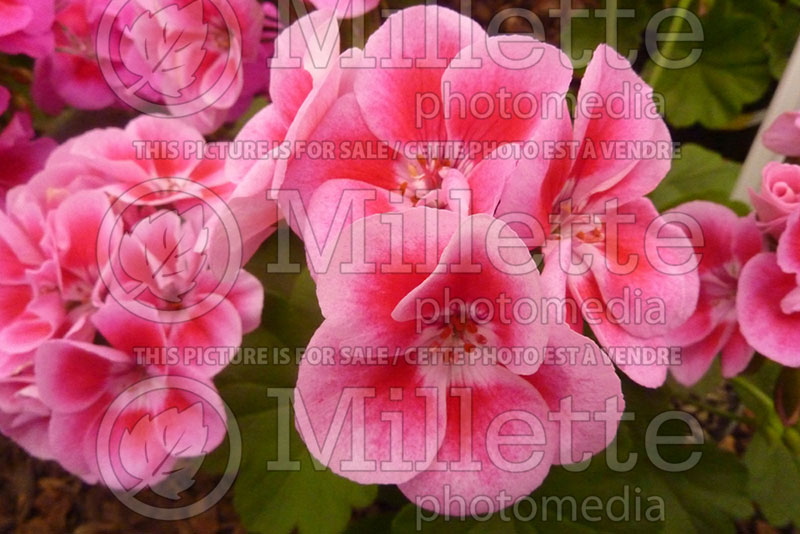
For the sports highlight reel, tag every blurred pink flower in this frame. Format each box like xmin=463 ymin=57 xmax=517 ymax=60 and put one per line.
xmin=113 ymin=0 xmax=277 ymax=133
xmin=0 ymin=0 xmax=55 ymax=57
xmin=312 ymin=0 xmax=377 ymax=18
xmin=750 ymin=162 xmax=800 ymax=238
xmin=739 ymin=207 xmax=800 ymax=368
xmin=0 ymin=86 xmax=56 ymax=207
xmin=662 ymin=202 xmax=763 ymax=386
xmin=32 ymin=0 xmax=279 ymax=133
xmin=763 ymin=111 xmax=800 ymax=157
xmin=32 ymin=0 xmax=117 ymax=114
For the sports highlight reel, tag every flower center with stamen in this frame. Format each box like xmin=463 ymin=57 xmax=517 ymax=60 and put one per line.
xmin=211 ymin=18 xmax=231 ymax=50
xmin=417 ymin=302 xmax=494 ymax=364
xmin=552 ymin=206 xmax=607 ymax=247
xmin=704 ymin=262 xmax=739 ymax=305
xmin=396 ymin=155 xmax=454 ymax=209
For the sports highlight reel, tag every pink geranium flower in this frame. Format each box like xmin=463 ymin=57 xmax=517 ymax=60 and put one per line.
xmin=34 ymin=305 xmax=229 ymax=487
xmin=113 ymin=0 xmax=276 ymax=133
xmin=496 ymin=45 xmax=699 ymax=388
xmin=0 ymin=188 xmax=107 ymax=358
xmin=662 ymin=202 xmax=763 ymax=385
xmin=20 ymin=114 xmax=267 ymax=309
xmin=738 ymin=206 xmax=800 ymax=367
xmin=224 ymin=9 xmax=344 ymax=260
xmin=16 ymin=115 xmax=265 ymax=345
xmin=763 ymin=111 xmax=800 ymax=157
xmin=0 ymin=85 xmax=56 ymax=207
xmin=32 ymin=0 xmax=279 ymax=133
xmin=27 ymin=115 xmax=230 ymax=203
xmin=750 ymin=162 xmax=800 ymax=238
xmin=0 ymin=0 xmax=55 ymax=57
xmin=0 ymin=361 xmax=52 ymax=460
xmin=0 ymin=188 xmax=112 ymax=460
xmin=30 ymin=193 xmax=259 ymax=487
xmin=280 ymin=6 xmax=571 ymax=270
xmin=295 ymin=208 xmax=623 ymax=515
xmin=0 ymin=114 xmax=264 ymax=474
xmin=312 ymin=0 xmax=378 ymax=18
xmin=107 ymin=206 xmax=263 ymax=368
xmin=32 ymin=0 xmax=118 ymax=114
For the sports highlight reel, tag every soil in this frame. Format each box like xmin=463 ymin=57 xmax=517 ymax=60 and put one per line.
xmin=0 ymin=436 xmax=241 ymax=534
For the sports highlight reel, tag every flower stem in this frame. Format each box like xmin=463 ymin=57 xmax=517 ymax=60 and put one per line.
xmin=730 ymin=376 xmax=785 ymax=440
xmin=646 ymin=0 xmax=695 ymax=89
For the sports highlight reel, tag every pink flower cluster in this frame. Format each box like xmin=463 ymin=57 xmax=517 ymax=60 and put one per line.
xmin=2 ymin=1 xmax=800 ymax=518
xmin=0 ymin=115 xmax=263 ymax=488
xmin=30 ymin=0 xmax=280 ymax=133
xmin=639 ymin=112 xmax=800 ymax=386
xmin=225 ymin=6 xmax=800 ymax=513
xmin=0 ymin=0 xmax=54 ymax=57
xmin=5 ymin=0 xmax=380 ymax=133
xmin=738 ymin=111 xmax=800 ymax=367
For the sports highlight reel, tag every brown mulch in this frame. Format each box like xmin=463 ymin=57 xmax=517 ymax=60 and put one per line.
xmin=0 ymin=436 xmax=242 ymax=534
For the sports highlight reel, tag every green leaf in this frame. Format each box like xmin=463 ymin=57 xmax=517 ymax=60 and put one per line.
xmin=729 ymin=0 xmax=780 ymax=20
xmin=648 ymin=143 xmax=747 ymax=212
xmin=563 ymin=0 xmax=661 ymax=71
xmin=214 ymin=330 xmax=298 ymax=415
xmin=234 ymin=404 xmax=377 ymax=534
xmin=639 ymin=443 xmax=750 ymax=532
xmin=209 ymin=233 xmax=370 ymax=534
xmin=344 ymin=512 xmax=399 ymax=534
xmin=646 ymin=0 xmax=771 ymax=128
xmin=744 ymin=431 xmax=800 ymax=526
xmin=731 ymin=364 xmax=783 ymax=431
xmin=766 ymin=3 xmax=800 ymax=79
xmin=612 ymin=382 xmax=752 ymax=533
xmin=731 ymin=368 xmax=800 ymax=526
xmin=203 ymin=298 xmax=306 ymax=474
xmin=245 ymin=232 xmax=324 ymax=348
